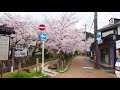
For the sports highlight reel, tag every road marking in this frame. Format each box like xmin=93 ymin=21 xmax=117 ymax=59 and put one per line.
xmin=83 ymin=67 xmax=94 ymax=69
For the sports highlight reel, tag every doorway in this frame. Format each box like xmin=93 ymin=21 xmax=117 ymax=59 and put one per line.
xmin=101 ymin=48 xmax=110 ymax=65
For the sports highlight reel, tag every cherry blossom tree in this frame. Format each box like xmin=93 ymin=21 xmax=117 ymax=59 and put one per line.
xmin=0 ymin=12 xmax=93 ymax=54
xmin=43 ymin=13 xmax=85 ymax=54
xmin=86 ymin=37 xmax=94 ymax=51
xmin=0 ymin=13 xmax=39 ymax=46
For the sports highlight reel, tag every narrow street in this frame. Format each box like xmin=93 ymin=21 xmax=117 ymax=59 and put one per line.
xmin=54 ymin=56 xmax=117 ymax=78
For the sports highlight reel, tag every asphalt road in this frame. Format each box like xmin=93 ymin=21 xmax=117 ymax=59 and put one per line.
xmin=54 ymin=56 xmax=117 ymax=78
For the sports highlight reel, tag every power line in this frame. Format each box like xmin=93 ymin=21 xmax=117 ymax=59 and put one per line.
xmin=82 ymin=13 xmax=93 ymax=32
xmin=89 ymin=18 xmax=94 ymax=32
xmin=89 ymin=15 xmax=105 ymax=33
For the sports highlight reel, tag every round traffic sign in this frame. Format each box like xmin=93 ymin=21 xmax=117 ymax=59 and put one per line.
xmin=96 ymin=34 xmax=101 ymax=38
xmin=39 ymin=24 xmax=46 ymax=31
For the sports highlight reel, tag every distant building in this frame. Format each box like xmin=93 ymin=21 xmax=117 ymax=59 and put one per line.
xmin=90 ymin=18 xmax=120 ymax=70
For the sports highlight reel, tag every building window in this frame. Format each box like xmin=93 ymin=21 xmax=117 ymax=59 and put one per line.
xmin=117 ymin=49 xmax=120 ymax=56
xmin=101 ymin=49 xmax=110 ymax=65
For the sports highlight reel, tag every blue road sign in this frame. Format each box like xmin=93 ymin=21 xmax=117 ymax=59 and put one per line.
xmin=39 ymin=32 xmax=47 ymax=42
xmin=96 ymin=34 xmax=101 ymax=38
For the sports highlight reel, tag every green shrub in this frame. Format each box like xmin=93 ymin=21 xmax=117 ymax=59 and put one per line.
xmin=64 ymin=53 xmax=73 ymax=62
xmin=56 ymin=68 xmax=65 ymax=73
xmin=30 ymin=71 xmax=45 ymax=77
xmin=45 ymin=51 xmax=57 ymax=62
xmin=46 ymin=58 xmax=54 ymax=62
xmin=14 ymin=56 xmax=36 ymax=69
xmin=3 ymin=71 xmax=31 ymax=78
xmin=3 ymin=72 xmax=14 ymax=78
xmin=3 ymin=71 xmax=46 ymax=78
xmin=12 ymin=72 xmax=31 ymax=78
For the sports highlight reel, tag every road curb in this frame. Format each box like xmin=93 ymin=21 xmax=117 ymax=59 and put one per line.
xmin=58 ymin=58 xmax=73 ymax=73
xmin=44 ymin=60 xmax=59 ymax=77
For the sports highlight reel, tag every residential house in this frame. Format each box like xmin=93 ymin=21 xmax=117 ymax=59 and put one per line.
xmin=90 ymin=18 xmax=120 ymax=70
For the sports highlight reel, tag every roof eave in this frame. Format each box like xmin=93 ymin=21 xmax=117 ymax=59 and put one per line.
xmin=97 ymin=23 xmax=120 ymax=32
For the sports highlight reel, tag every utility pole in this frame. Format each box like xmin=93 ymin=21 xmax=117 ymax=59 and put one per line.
xmin=94 ymin=12 xmax=99 ymax=68
xmin=84 ymin=24 xmax=87 ymax=57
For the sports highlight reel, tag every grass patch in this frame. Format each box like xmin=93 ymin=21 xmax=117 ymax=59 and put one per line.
xmin=30 ymin=71 xmax=46 ymax=77
xmin=56 ymin=68 xmax=66 ymax=73
xmin=3 ymin=71 xmax=31 ymax=78
xmin=3 ymin=71 xmax=46 ymax=78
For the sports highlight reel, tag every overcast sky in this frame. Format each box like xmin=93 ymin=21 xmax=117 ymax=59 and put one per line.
xmin=0 ymin=12 xmax=120 ymax=33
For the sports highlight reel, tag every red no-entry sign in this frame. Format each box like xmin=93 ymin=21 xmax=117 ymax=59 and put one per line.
xmin=39 ymin=24 xmax=46 ymax=31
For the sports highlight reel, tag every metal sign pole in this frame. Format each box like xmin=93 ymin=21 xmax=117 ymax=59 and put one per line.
xmin=41 ymin=41 xmax=44 ymax=73
xmin=39 ymin=24 xmax=46 ymax=74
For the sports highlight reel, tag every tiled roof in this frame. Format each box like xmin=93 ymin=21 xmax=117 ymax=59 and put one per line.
xmin=97 ymin=21 xmax=120 ymax=32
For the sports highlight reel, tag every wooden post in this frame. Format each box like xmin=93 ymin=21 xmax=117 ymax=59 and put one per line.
xmin=18 ymin=60 xmax=21 ymax=75
xmin=36 ymin=57 xmax=39 ymax=71
xmin=0 ymin=61 xmax=3 ymax=78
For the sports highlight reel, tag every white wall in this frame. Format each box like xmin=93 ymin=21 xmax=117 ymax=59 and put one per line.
xmin=118 ymin=26 xmax=120 ymax=35
xmin=102 ymin=30 xmax=114 ymax=37
xmin=116 ymin=40 xmax=120 ymax=49
xmin=116 ymin=40 xmax=120 ymax=59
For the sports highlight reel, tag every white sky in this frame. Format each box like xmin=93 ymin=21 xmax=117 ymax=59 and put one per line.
xmin=0 ymin=12 xmax=120 ymax=34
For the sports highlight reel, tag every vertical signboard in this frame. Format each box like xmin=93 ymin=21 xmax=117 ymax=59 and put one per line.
xmin=0 ymin=36 xmax=9 ymax=60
